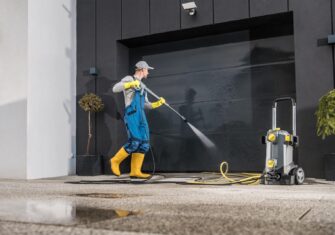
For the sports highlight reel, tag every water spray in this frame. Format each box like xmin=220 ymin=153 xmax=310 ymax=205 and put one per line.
xmin=142 ymin=83 xmax=216 ymax=149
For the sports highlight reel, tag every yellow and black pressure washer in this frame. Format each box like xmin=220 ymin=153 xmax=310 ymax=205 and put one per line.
xmin=261 ymin=97 xmax=305 ymax=185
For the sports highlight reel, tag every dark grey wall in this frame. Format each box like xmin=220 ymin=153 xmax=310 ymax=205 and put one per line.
xmin=77 ymin=0 xmax=335 ymax=177
xmin=214 ymin=0 xmax=249 ymax=23
xmin=150 ymin=0 xmax=180 ymax=34
xmin=77 ymin=0 xmax=96 ymax=156
xmin=290 ymin=0 xmax=335 ymax=177
xmin=250 ymin=0 xmax=288 ymax=17
xmin=122 ymin=0 xmax=149 ymax=38
xmin=95 ymin=0 xmax=123 ymax=172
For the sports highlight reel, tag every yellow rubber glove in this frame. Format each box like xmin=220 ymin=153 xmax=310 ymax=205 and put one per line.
xmin=151 ymin=97 xmax=166 ymax=109
xmin=124 ymin=80 xmax=140 ymax=90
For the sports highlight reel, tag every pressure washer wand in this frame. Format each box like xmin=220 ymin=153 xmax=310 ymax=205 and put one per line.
xmin=142 ymin=84 xmax=188 ymax=123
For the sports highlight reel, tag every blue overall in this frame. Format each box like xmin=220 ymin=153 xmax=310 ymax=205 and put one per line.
xmin=123 ymin=87 xmax=150 ymax=154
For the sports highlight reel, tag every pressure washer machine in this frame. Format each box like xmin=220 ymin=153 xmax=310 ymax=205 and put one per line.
xmin=261 ymin=97 xmax=305 ymax=185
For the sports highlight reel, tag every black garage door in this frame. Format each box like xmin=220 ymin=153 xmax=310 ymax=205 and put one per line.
xmin=131 ymin=30 xmax=295 ymax=172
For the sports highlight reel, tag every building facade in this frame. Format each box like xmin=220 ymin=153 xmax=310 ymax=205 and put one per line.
xmin=2 ymin=0 xmax=333 ymax=179
xmin=77 ymin=0 xmax=335 ymax=178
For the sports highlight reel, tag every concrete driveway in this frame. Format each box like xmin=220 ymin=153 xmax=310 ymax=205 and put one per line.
xmin=0 ymin=174 xmax=334 ymax=235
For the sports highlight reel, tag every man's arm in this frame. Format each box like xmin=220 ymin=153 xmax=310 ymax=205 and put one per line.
xmin=112 ymin=76 xmax=136 ymax=93
xmin=144 ymin=93 xmax=153 ymax=110
xmin=145 ymin=93 xmax=166 ymax=109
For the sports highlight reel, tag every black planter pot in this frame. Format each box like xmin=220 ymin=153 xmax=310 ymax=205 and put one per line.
xmin=76 ymin=155 xmax=103 ymax=176
xmin=324 ymin=153 xmax=335 ymax=181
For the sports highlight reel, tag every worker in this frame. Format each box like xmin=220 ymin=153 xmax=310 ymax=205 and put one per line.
xmin=110 ymin=61 xmax=165 ymax=178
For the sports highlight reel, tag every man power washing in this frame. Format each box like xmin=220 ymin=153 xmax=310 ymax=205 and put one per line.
xmin=110 ymin=61 xmax=166 ymax=179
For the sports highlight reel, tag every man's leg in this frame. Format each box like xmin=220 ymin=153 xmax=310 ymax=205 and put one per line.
xmin=110 ymin=139 xmax=140 ymax=176
xmin=130 ymin=142 xmax=151 ymax=178
xmin=110 ymin=147 xmax=129 ymax=176
xmin=110 ymin=109 xmax=142 ymax=176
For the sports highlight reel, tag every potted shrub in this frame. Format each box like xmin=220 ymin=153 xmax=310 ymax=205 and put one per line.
xmin=315 ymin=89 xmax=335 ymax=180
xmin=77 ymin=93 xmax=104 ymax=176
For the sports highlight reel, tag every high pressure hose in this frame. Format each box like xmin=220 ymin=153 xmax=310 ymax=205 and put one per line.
xmin=142 ymin=84 xmax=188 ymax=123
xmin=186 ymin=161 xmax=263 ymax=185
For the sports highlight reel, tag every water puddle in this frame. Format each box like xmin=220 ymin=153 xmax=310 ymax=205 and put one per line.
xmin=0 ymin=199 xmax=137 ymax=225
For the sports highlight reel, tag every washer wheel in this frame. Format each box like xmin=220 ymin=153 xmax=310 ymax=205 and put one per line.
xmin=294 ymin=167 xmax=305 ymax=185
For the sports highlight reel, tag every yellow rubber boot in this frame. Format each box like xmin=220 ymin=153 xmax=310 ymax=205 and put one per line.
xmin=110 ymin=147 xmax=129 ymax=176
xmin=129 ymin=153 xmax=151 ymax=179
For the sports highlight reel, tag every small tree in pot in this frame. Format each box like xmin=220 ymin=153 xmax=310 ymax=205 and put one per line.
xmin=79 ymin=93 xmax=104 ymax=154
xmin=315 ymin=89 xmax=335 ymax=180
xmin=77 ymin=93 xmax=104 ymax=175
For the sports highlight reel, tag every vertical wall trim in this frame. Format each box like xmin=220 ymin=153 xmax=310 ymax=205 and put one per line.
xmin=94 ymin=0 xmax=98 ymax=154
xmin=332 ymin=0 xmax=335 ymax=87
xmin=149 ymin=0 xmax=151 ymax=34
xmin=122 ymin=0 xmax=123 ymax=37
xmin=287 ymin=0 xmax=289 ymax=11
xmin=248 ymin=0 xmax=251 ymax=18
xmin=179 ymin=0 xmax=182 ymax=29
xmin=212 ymin=0 xmax=215 ymax=24
xmin=331 ymin=0 xmax=334 ymax=34
xmin=121 ymin=0 xmax=123 ymax=38
xmin=94 ymin=0 xmax=97 ymax=73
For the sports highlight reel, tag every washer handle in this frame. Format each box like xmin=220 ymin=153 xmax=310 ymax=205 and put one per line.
xmin=272 ymin=97 xmax=296 ymax=136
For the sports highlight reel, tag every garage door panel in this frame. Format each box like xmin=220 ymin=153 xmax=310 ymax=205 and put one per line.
xmin=145 ymin=104 xmax=292 ymax=172
xmin=147 ymin=69 xmax=252 ymax=104
xmin=249 ymin=62 xmax=296 ymax=96
xmin=145 ymin=35 xmax=294 ymax=78
xmin=145 ymin=133 xmax=228 ymax=172
xmin=134 ymin=29 xmax=295 ymax=172
xmin=144 ymin=130 xmax=266 ymax=172
xmin=148 ymin=96 xmax=294 ymax=136
xmin=146 ymin=62 xmax=295 ymax=105
xmin=144 ymin=133 xmax=230 ymax=172
xmin=147 ymin=44 xmax=249 ymax=77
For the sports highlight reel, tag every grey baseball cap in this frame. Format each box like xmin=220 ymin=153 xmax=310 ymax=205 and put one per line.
xmin=135 ymin=61 xmax=154 ymax=70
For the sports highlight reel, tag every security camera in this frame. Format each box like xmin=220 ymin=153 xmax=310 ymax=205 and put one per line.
xmin=182 ymin=2 xmax=197 ymax=16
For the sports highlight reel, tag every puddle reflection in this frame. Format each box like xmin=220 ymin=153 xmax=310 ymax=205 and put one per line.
xmin=0 ymin=199 xmax=136 ymax=225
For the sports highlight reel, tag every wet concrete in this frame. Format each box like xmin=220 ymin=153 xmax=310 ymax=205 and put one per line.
xmin=66 ymin=174 xmax=204 ymax=185
xmin=0 ymin=174 xmax=334 ymax=235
